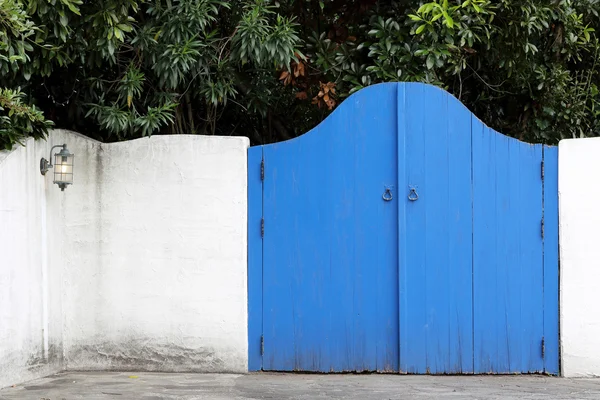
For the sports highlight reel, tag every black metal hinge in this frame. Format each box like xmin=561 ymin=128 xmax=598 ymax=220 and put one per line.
xmin=261 ymin=218 xmax=264 ymax=238
xmin=541 ymin=218 xmax=545 ymax=239
xmin=541 ymin=160 xmax=545 ymax=180
xmin=541 ymin=337 xmax=545 ymax=359
xmin=260 ymin=335 xmax=264 ymax=356
xmin=261 ymin=159 xmax=264 ymax=181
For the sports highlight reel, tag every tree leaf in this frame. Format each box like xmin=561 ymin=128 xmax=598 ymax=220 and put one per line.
xmin=426 ymin=54 xmax=435 ymax=69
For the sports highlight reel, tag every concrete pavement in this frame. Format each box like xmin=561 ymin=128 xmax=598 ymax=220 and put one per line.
xmin=2 ymin=372 xmax=600 ymax=400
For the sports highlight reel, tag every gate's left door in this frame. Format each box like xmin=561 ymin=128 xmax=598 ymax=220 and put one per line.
xmin=260 ymin=84 xmax=400 ymax=372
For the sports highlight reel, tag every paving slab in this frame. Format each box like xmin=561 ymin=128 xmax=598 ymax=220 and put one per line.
xmin=1 ymin=372 xmax=600 ymax=400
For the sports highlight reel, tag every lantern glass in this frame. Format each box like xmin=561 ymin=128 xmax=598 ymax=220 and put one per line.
xmin=53 ymin=152 xmax=74 ymax=185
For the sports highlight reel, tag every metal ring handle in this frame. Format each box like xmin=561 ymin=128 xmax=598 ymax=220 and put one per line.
xmin=408 ymin=187 xmax=419 ymax=201
xmin=382 ymin=188 xmax=393 ymax=202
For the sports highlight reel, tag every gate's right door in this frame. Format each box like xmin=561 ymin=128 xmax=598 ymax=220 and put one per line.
xmin=397 ymin=82 xmax=547 ymax=374
xmin=398 ymin=83 xmax=474 ymax=374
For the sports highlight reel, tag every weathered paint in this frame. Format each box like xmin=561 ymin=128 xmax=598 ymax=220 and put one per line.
xmin=0 ymin=130 xmax=100 ymax=388
xmin=543 ymin=145 xmax=559 ymax=375
xmin=247 ymin=146 xmax=263 ymax=372
xmin=472 ymin=120 xmax=545 ymax=374
xmin=64 ymin=135 xmax=249 ymax=373
xmin=260 ymin=83 xmax=399 ymax=372
xmin=1 ymin=131 xmax=250 ymax=389
xmin=398 ymin=83 xmax=474 ymax=374
xmin=249 ymin=82 xmax=559 ymax=374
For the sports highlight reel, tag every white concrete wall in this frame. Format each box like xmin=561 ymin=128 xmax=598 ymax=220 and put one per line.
xmin=0 ymin=130 xmax=100 ymax=388
xmin=1 ymin=131 xmax=249 ymax=387
xmin=64 ymin=135 xmax=249 ymax=373
xmin=559 ymin=137 xmax=600 ymax=377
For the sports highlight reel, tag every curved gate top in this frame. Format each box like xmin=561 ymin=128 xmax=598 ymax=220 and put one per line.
xmin=248 ymin=82 xmax=559 ymax=375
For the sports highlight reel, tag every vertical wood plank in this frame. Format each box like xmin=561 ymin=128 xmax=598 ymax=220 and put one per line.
xmin=446 ymin=94 xmax=474 ymax=374
xmin=247 ymin=146 xmax=263 ymax=371
xmin=472 ymin=119 xmax=497 ymax=373
xmin=423 ymin=86 xmax=451 ymax=374
xmin=399 ymin=83 xmax=473 ymax=373
xmin=518 ymin=141 xmax=544 ymax=373
xmin=543 ymin=145 xmax=560 ymax=375
xmin=400 ymin=84 xmax=427 ymax=373
xmin=328 ymin=92 xmax=356 ymax=372
xmin=397 ymin=83 xmax=407 ymax=372
xmin=503 ymin=134 xmax=518 ymax=372
xmin=494 ymin=129 xmax=511 ymax=372
xmin=507 ymin=137 xmax=522 ymax=372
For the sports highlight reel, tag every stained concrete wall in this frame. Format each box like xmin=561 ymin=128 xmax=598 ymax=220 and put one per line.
xmin=0 ymin=130 xmax=100 ymax=388
xmin=64 ymin=135 xmax=249 ymax=372
xmin=1 ymin=131 xmax=249 ymax=387
xmin=559 ymin=137 xmax=600 ymax=377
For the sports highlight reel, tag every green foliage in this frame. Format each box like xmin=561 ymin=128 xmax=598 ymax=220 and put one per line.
xmin=29 ymin=0 xmax=302 ymax=140
xmin=306 ymin=0 xmax=600 ymax=143
xmin=1 ymin=0 xmax=600 ymax=148
xmin=1 ymin=0 xmax=305 ymax=147
xmin=0 ymin=88 xmax=51 ymax=150
xmin=232 ymin=1 xmax=301 ymax=67
xmin=0 ymin=0 xmax=52 ymax=150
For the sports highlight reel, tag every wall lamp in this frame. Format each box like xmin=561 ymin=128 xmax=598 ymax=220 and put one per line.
xmin=40 ymin=144 xmax=74 ymax=191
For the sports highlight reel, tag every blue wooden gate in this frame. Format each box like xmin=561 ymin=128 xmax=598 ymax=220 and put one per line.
xmin=248 ymin=82 xmax=559 ymax=375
